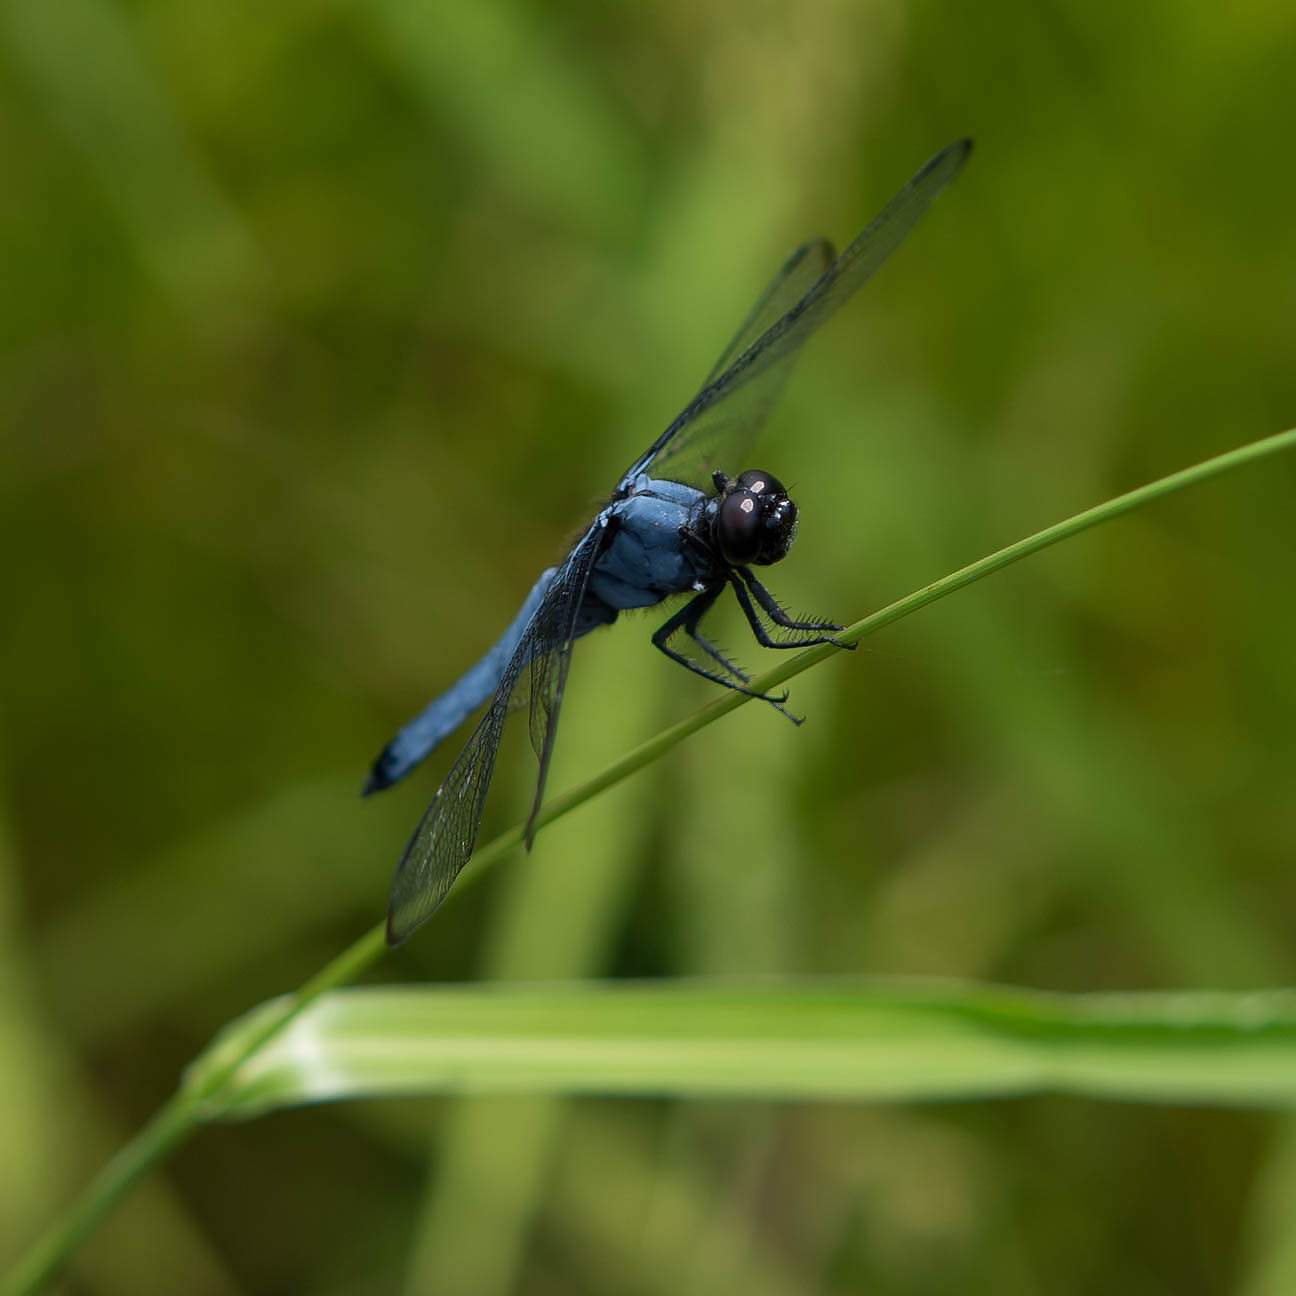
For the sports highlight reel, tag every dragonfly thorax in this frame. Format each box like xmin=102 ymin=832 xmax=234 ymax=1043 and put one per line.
xmin=711 ymin=469 xmax=798 ymax=567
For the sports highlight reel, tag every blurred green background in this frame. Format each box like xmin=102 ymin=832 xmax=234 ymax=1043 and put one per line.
xmin=3 ymin=1 xmax=1296 ymax=1292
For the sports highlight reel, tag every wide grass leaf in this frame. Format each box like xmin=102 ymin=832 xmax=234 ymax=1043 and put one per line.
xmin=187 ymin=979 xmax=1296 ymax=1118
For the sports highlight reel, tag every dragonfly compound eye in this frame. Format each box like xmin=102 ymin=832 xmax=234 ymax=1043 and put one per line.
xmin=715 ymin=470 xmax=798 ymax=566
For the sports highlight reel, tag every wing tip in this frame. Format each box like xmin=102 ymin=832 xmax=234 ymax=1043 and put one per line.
xmin=920 ymin=137 xmax=974 ymax=187
xmin=384 ymin=910 xmax=406 ymax=947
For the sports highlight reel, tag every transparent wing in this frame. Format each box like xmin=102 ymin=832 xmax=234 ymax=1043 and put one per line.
xmin=625 ymin=138 xmax=972 ymax=490
xmin=700 ymin=238 xmax=836 ymax=388
xmin=385 ymin=523 xmax=605 ymax=946
xmin=522 ymin=528 xmax=605 ymax=845
xmin=638 ymin=238 xmax=833 ymax=490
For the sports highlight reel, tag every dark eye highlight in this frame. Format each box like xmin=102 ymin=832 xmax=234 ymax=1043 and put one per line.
xmin=714 ymin=470 xmax=798 ymax=567
xmin=717 ymin=491 xmax=763 ymax=564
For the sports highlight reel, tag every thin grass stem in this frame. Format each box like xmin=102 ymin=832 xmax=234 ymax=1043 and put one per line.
xmin=7 ymin=424 xmax=1294 ymax=1296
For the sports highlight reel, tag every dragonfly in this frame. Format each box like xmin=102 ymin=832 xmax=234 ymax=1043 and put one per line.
xmin=367 ymin=138 xmax=972 ymax=945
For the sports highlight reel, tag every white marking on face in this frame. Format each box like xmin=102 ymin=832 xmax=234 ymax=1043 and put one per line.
xmin=740 ymin=498 xmax=755 ymax=514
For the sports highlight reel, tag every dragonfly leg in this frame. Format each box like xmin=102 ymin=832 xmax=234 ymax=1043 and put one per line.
xmin=652 ymin=587 xmax=796 ymax=713
xmin=731 ymin=568 xmax=855 ymax=649
xmin=685 ymin=621 xmax=804 ymax=723
xmin=683 ymin=617 xmax=752 ymax=682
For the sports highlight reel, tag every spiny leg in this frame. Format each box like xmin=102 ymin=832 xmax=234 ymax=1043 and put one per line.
xmin=731 ymin=568 xmax=855 ymax=650
xmin=689 ymin=623 xmax=752 ymax=681
xmin=686 ymin=619 xmax=802 ymax=723
xmin=652 ymin=586 xmax=795 ymax=713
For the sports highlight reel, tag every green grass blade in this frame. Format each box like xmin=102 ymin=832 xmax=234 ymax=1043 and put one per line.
xmin=488 ymin=425 xmax=1296 ymax=872
xmin=191 ymin=980 xmax=1296 ymax=1118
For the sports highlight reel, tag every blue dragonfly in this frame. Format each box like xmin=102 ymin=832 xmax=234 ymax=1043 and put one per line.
xmin=368 ymin=139 xmax=972 ymax=944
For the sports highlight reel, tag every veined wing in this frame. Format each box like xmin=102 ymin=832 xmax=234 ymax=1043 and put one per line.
xmin=638 ymin=238 xmax=834 ymax=490
xmin=386 ymin=521 xmax=606 ymax=945
xmin=522 ymin=523 xmax=606 ymax=846
xmin=700 ymin=238 xmax=835 ymax=387
xmin=625 ymin=138 xmax=972 ymax=489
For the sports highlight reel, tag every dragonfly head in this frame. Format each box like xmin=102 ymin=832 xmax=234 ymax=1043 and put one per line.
xmin=711 ymin=469 xmax=798 ymax=567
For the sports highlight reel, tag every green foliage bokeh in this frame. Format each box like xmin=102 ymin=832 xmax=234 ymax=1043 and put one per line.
xmin=2 ymin=2 xmax=1296 ymax=1292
